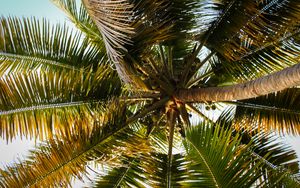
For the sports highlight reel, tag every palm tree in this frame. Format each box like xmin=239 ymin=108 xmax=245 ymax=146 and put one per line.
xmin=1 ymin=0 xmax=300 ymax=187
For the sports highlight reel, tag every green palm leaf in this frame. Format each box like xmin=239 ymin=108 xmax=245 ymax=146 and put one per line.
xmin=184 ymin=123 xmax=265 ymax=187
xmin=217 ymin=107 xmax=300 ymax=186
xmin=0 ymin=53 xmax=84 ymax=75
xmin=83 ymin=0 xmax=200 ymax=59
xmin=202 ymin=0 xmax=300 ymax=60
xmin=251 ymin=132 xmax=300 ymax=187
xmin=51 ymin=0 xmax=104 ymax=49
xmin=0 ymin=102 xmax=150 ymax=187
xmin=233 ymin=88 xmax=300 ymax=135
xmin=82 ymin=0 xmax=134 ymax=62
xmin=93 ymin=110 xmax=186 ymax=188
xmin=92 ymin=156 xmax=147 ymax=188
xmin=94 ymin=152 xmax=189 ymax=188
xmin=197 ymin=0 xmax=300 ymax=81
xmin=143 ymin=153 xmax=189 ymax=187
xmin=210 ymin=29 xmax=300 ymax=81
xmin=218 ymin=106 xmax=299 ymax=171
xmin=82 ymin=0 xmax=203 ymax=87
xmin=0 ymin=65 xmax=121 ymax=141
xmin=0 ymin=17 xmax=104 ymax=69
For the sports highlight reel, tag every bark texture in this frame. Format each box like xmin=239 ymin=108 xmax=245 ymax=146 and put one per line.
xmin=177 ymin=63 xmax=300 ymax=102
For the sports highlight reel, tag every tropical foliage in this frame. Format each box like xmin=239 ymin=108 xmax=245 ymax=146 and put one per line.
xmin=1 ymin=0 xmax=300 ymax=187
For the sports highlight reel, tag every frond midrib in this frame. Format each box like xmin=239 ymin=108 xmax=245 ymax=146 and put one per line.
xmin=51 ymin=0 xmax=102 ymax=42
xmin=250 ymin=150 xmax=300 ymax=185
xmin=226 ymin=0 xmax=284 ymax=57
xmin=185 ymin=138 xmax=220 ymax=188
xmin=0 ymin=100 xmax=97 ymax=116
xmin=239 ymin=28 xmax=300 ymax=60
xmin=114 ymin=158 xmax=136 ymax=188
xmin=28 ymin=124 xmax=130 ymax=187
xmin=0 ymin=52 xmax=85 ymax=72
xmin=199 ymin=0 xmax=237 ymax=44
xmin=228 ymin=101 xmax=300 ymax=115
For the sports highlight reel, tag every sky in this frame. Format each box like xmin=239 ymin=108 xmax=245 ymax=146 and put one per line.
xmin=1 ymin=0 xmax=66 ymax=21
xmin=1 ymin=0 xmax=300 ymax=187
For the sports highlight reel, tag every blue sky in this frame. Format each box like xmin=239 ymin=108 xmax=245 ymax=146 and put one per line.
xmin=1 ymin=0 xmax=67 ymax=21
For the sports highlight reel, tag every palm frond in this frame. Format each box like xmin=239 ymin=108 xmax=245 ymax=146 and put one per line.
xmin=241 ymin=27 xmax=300 ymax=76
xmin=166 ymin=109 xmax=176 ymax=188
xmin=0 ymin=17 xmax=104 ymax=70
xmin=143 ymin=0 xmax=200 ymax=58
xmin=143 ymin=153 xmax=189 ymax=187
xmin=82 ymin=0 xmax=167 ymax=86
xmin=51 ymin=0 xmax=104 ymax=49
xmin=0 ymin=64 xmax=120 ymax=109
xmin=92 ymin=152 xmax=189 ymax=188
xmin=0 ymin=65 xmax=121 ymax=141
xmin=82 ymin=0 xmax=202 ymax=84
xmin=217 ymin=106 xmax=300 ymax=186
xmin=0 ymin=101 xmax=99 ymax=141
xmin=0 ymin=137 xmax=92 ymax=188
xmin=210 ymin=28 xmax=300 ymax=81
xmin=82 ymin=0 xmax=134 ymax=62
xmin=0 ymin=100 xmax=124 ymax=187
xmin=203 ymin=0 xmax=300 ymax=60
xmin=146 ymin=115 xmax=183 ymax=154
xmin=196 ymin=0 xmax=300 ymax=82
xmin=93 ymin=112 xmax=187 ymax=188
xmin=218 ymin=106 xmax=299 ymax=172
xmin=184 ymin=123 xmax=265 ymax=187
xmin=0 ymin=103 xmax=150 ymax=188
xmin=92 ymin=156 xmax=147 ymax=188
xmin=239 ymin=27 xmax=300 ymax=60
xmin=0 ymin=53 xmax=84 ymax=75
xmin=196 ymin=0 xmax=237 ymax=47
xmin=251 ymin=132 xmax=300 ymax=187
xmin=84 ymin=0 xmax=201 ymax=58
xmin=233 ymin=88 xmax=300 ymax=135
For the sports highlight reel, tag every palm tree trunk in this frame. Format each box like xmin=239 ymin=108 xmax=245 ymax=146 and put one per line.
xmin=177 ymin=63 xmax=300 ymax=102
